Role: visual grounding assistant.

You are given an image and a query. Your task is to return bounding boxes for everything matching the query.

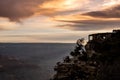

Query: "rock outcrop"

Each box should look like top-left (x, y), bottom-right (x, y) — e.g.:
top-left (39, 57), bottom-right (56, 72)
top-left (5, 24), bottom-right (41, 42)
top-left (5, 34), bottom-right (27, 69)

top-left (51, 30), bottom-right (120, 80)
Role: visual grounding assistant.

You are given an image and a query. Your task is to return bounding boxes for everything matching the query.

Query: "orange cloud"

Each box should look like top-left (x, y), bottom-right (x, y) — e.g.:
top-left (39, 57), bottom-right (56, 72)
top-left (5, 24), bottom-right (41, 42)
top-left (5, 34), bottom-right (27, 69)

top-left (39, 0), bottom-right (88, 11)
top-left (0, 21), bottom-right (17, 30)
top-left (52, 4), bottom-right (120, 31)
top-left (0, 0), bottom-right (90, 21)
top-left (0, 0), bottom-right (120, 22)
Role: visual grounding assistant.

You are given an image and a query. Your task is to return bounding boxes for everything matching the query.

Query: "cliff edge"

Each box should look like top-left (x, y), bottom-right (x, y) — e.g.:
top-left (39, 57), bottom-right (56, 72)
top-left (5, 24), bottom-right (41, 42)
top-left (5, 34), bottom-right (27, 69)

top-left (51, 30), bottom-right (120, 80)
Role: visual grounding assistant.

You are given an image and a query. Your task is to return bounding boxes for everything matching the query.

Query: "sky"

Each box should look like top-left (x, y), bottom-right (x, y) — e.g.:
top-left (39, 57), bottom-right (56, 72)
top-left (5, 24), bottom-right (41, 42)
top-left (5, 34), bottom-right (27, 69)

top-left (0, 0), bottom-right (120, 43)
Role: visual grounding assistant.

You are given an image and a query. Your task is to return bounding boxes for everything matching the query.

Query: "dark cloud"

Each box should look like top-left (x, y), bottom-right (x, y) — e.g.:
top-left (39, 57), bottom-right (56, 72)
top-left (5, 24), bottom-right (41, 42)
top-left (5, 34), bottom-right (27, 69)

top-left (57, 20), bottom-right (120, 31)
top-left (0, 0), bottom-right (49, 21)
top-left (83, 4), bottom-right (120, 18)
top-left (56, 4), bottom-right (120, 31)
top-left (0, 0), bottom-right (84, 22)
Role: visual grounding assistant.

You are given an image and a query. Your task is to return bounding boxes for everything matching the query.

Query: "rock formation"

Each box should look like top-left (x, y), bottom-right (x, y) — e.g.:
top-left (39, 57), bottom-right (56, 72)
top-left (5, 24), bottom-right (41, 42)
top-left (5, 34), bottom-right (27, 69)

top-left (51, 30), bottom-right (120, 80)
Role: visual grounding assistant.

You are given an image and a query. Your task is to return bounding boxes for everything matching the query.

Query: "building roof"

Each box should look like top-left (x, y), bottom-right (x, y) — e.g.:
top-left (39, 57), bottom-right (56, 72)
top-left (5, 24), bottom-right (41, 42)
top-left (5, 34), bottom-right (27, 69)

top-left (89, 29), bottom-right (120, 36)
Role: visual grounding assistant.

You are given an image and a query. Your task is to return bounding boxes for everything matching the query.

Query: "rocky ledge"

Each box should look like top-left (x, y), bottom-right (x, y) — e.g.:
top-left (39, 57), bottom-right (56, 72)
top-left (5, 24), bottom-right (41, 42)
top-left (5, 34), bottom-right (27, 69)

top-left (51, 30), bottom-right (120, 80)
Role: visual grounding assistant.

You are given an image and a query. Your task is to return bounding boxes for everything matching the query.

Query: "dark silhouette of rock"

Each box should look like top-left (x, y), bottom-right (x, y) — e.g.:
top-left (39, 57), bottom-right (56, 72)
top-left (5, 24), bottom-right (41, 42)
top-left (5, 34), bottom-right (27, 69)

top-left (51, 30), bottom-right (120, 80)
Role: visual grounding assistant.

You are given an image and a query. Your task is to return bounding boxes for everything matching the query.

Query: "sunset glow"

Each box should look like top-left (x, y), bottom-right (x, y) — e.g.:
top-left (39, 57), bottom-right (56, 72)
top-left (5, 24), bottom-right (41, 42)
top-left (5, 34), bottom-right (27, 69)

top-left (0, 0), bottom-right (120, 43)
top-left (103, 0), bottom-right (120, 6)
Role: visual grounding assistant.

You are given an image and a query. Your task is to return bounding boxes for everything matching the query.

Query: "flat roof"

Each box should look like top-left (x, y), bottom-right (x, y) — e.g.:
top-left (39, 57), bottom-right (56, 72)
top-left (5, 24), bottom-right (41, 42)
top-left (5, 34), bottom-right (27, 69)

top-left (89, 32), bottom-right (113, 36)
